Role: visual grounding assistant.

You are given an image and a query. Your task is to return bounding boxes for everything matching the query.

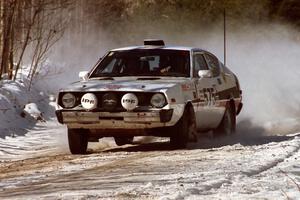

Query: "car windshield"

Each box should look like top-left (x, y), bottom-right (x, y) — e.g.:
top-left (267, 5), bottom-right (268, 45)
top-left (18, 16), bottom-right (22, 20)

top-left (89, 49), bottom-right (190, 78)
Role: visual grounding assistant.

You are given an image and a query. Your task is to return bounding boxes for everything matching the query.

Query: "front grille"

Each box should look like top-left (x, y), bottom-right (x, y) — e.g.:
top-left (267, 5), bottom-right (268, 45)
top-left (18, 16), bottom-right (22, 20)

top-left (58, 91), bottom-right (161, 111)
top-left (102, 93), bottom-right (118, 111)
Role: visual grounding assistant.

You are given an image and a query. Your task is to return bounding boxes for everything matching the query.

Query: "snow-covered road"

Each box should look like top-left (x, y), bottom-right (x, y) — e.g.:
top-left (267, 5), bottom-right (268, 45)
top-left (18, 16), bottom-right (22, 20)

top-left (1, 120), bottom-right (300, 200)
top-left (0, 120), bottom-right (68, 161)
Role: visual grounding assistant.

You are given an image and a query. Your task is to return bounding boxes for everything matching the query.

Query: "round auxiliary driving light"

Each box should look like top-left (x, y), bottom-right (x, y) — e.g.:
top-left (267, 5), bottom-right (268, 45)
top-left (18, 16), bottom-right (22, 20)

top-left (151, 93), bottom-right (166, 108)
top-left (121, 93), bottom-right (138, 111)
top-left (62, 93), bottom-right (76, 108)
top-left (81, 93), bottom-right (98, 110)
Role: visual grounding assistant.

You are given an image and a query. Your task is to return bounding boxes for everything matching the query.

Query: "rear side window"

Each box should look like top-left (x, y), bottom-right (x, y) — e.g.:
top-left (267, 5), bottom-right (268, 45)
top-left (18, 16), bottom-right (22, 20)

top-left (205, 54), bottom-right (220, 77)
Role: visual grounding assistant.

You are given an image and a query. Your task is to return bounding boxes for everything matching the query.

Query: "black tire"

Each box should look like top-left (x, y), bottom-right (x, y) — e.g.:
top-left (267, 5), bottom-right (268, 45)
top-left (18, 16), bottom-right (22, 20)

top-left (68, 129), bottom-right (88, 154)
top-left (114, 136), bottom-right (134, 146)
top-left (170, 106), bottom-right (197, 149)
top-left (213, 103), bottom-right (236, 137)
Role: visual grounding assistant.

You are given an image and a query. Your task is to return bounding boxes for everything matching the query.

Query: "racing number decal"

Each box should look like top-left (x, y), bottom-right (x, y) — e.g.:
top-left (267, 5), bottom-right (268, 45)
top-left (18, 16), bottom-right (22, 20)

top-left (202, 88), bottom-right (217, 106)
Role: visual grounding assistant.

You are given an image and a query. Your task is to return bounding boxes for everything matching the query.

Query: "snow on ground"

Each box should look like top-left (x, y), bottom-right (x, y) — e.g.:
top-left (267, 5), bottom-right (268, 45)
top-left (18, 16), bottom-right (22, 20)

top-left (0, 78), bottom-right (300, 200)
top-left (0, 120), bottom-right (69, 161)
top-left (0, 76), bottom-right (66, 160)
top-left (0, 120), bottom-right (300, 199)
top-left (0, 77), bottom-right (54, 138)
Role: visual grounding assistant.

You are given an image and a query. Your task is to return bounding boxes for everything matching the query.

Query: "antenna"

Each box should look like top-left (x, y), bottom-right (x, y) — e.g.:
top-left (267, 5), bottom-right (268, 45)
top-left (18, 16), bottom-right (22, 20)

top-left (223, 8), bottom-right (227, 66)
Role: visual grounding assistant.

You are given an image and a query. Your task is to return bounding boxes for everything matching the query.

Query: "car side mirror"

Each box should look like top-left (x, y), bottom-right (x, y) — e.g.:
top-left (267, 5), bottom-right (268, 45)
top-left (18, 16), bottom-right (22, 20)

top-left (79, 71), bottom-right (89, 81)
top-left (198, 70), bottom-right (212, 78)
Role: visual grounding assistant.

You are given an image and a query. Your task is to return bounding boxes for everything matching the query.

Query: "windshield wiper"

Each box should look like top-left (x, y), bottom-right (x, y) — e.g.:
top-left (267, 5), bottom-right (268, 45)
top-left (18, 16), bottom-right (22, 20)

top-left (160, 72), bottom-right (187, 77)
top-left (89, 74), bottom-right (115, 80)
top-left (96, 72), bottom-right (136, 77)
top-left (99, 77), bottom-right (114, 80)
top-left (137, 77), bottom-right (161, 80)
top-left (90, 72), bottom-right (120, 78)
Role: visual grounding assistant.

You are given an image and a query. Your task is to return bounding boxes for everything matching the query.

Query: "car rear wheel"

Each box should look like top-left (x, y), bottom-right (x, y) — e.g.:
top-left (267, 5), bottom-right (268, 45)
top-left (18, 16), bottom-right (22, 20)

top-left (68, 128), bottom-right (88, 154)
top-left (170, 106), bottom-right (197, 149)
top-left (114, 136), bottom-right (134, 146)
top-left (213, 103), bottom-right (236, 136)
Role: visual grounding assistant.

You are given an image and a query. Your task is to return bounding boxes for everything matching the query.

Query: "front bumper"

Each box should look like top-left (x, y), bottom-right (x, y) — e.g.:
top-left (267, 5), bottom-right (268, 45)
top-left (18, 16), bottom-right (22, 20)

top-left (55, 109), bottom-right (173, 129)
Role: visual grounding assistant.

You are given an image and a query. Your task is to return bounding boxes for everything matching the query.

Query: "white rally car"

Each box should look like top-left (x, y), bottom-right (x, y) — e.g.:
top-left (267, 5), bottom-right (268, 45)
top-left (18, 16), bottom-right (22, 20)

top-left (56, 40), bottom-right (243, 154)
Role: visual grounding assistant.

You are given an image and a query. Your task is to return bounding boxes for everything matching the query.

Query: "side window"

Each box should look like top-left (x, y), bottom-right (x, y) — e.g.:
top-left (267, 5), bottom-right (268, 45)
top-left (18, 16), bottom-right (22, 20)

top-left (193, 53), bottom-right (208, 77)
top-left (205, 54), bottom-right (220, 77)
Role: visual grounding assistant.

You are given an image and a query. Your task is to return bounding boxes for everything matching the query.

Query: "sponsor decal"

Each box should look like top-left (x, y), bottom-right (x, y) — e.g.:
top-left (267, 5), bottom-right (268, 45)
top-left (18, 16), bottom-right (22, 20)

top-left (200, 88), bottom-right (217, 106)
top-left (82, 98), bottom-right (95, 104)
top-left (122, 98), bottom-right (136, 104)
top-left (181, 84), bottom-right (191, 91)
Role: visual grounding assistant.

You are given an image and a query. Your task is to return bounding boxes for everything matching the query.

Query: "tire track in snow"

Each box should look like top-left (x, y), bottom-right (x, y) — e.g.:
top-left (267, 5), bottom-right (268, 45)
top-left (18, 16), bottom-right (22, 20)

top-left (0, 120), bottom-right (68, 161)
top-left (157, 135), bottom-right (300, 199)
top-left (0, 150), bottom-right (159, 198)
top-left (242, 136), bottom-right (300, 177)
top-left (0, 154), bottom-right (77, 179)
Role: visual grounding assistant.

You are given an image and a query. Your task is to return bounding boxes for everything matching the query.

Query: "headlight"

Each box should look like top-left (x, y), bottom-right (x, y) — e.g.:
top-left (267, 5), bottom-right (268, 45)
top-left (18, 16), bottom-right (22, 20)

top-left (150, 93), bottom-right (166, 108)
top-left (61, 93), bottom-right (76, 108)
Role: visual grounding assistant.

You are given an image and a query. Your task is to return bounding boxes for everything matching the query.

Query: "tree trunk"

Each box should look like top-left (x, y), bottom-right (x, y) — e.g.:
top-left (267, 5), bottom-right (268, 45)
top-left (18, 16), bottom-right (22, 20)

top-left (0, 0), bottom-right (3, 78)
top-left (0, 1), bottom-right (17, 79)
top-left (13, 6), bottom-right (40, 81)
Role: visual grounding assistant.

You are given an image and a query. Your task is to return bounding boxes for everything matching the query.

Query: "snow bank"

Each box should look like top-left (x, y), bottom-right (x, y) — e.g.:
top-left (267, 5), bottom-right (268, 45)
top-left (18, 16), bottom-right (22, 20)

top-left (0, 77), bottom-right (54, 139)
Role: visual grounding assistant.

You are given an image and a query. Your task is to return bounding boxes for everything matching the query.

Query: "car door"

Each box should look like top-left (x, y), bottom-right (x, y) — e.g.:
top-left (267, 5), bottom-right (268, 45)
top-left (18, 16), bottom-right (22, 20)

top-left (192, 51), bottom-right (220, 130)
top-left (201, 53), bottom-right (227, 128)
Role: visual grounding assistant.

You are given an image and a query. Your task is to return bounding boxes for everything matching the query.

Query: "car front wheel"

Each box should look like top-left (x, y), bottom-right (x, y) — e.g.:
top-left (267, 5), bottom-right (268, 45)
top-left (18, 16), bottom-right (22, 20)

top-left (68, 128), bottom-right (88, 154)
top-left (170, 106), bottom-right (197, 148)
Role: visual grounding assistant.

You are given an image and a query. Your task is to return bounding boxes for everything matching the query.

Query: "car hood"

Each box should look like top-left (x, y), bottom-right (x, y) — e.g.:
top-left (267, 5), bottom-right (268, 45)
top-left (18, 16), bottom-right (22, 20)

top-left (60, 77), bottom-right (188, 93)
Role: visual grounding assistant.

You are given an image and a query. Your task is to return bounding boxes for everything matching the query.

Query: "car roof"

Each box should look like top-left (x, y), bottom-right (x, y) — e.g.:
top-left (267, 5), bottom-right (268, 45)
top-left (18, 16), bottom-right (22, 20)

top-left (111, 45), bottom-right (208, 53)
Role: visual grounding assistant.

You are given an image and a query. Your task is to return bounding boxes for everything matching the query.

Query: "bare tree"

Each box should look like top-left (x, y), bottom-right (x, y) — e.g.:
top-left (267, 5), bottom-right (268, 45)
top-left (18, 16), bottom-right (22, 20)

top-left (13, 0), bottom-right (41, 81)
top-left (0, 0), bottom-right (72, 84)
top-left (27, 1), bottom-right (67, 90)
